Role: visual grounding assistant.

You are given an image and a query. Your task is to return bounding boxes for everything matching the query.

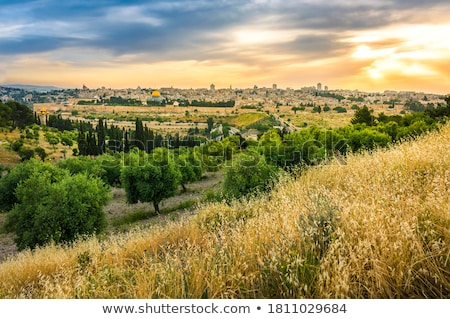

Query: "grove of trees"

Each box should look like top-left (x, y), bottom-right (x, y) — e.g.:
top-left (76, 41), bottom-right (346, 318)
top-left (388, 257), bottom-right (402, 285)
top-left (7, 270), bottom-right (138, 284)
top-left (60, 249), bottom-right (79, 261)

top-left (0, 101), bottom-right (34, 129)
top-left (1, 96), bottom-right (450, 251)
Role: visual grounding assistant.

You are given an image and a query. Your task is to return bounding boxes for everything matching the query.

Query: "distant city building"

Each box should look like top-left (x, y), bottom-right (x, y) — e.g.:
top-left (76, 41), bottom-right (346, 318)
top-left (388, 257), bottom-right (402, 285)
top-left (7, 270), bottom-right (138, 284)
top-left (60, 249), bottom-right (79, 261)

top-left (273, 84), bottom-right (277, 90)
top-left (0, 95), bottom-right (12, 103)
top-left (210, 83), bottom-right (215, 91)
top-left (317, 83), bottom-right (322, 91)
top-left (324, 86), bottom-right (328, 92)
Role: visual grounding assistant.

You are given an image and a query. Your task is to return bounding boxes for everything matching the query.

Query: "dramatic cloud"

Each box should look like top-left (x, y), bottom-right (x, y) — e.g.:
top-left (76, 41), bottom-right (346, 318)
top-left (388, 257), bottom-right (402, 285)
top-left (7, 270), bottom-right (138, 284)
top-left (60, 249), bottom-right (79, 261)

top-left (1, 0), bottom-right (450, 93)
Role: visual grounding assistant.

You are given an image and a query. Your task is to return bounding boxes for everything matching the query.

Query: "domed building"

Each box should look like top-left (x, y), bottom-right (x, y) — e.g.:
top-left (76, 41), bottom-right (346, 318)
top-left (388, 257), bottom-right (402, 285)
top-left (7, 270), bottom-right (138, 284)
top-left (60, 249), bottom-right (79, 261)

top-left (147, 90), bottom-right (164, 105)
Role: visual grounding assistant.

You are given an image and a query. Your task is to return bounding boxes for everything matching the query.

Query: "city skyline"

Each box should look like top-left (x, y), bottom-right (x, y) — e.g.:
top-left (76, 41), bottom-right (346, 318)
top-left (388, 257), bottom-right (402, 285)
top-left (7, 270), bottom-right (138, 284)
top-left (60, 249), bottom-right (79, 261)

top-left (1, 1), bottom-right (450, 94)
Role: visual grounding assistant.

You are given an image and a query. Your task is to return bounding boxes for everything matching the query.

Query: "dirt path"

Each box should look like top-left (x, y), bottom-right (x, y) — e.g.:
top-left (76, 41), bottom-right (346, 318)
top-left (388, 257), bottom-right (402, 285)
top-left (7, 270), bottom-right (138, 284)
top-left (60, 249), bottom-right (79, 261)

top-left (0, 214), bottom-right (16, 262)
top-left (104, 170), bottom-right (223, 225)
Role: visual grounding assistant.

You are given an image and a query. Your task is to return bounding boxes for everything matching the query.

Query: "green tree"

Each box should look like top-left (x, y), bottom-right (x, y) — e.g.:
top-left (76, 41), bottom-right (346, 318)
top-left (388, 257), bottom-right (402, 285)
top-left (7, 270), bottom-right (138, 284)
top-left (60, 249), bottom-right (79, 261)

top-left (120, 159), bottom-right (181, 213)
top-left (97, 118), bottom-right (106, 154)
top-left (17, 147), bottom-right (34, 161)
top-left (77, 130), bottom-right (88, 156)
top-left (351, 106), bottom-right (375, 126)
top-left (96, 154), bottom-right (122, 186)
top-left (7, 101), bottom-right (34, 129)
top-left (56, 156), bottom-right (107, 182)
top-left (345, 126), bottom-right (391, 152)
top-left (60, 135), bottom-right (74, 148)
top-left (44, 132), bottom-right (60, 150)
top-left (10, 139), bottom-right (24, 152)
top-left (0, 159), bottom-right (67, 212)
top-left (121, 148), bottom-right (181, 213)
top-left (0, 103), bottom-right (12, 127)
top-left (223, 151), bottom-right (278, 200)
top-left (34, 146), bottom-right (48, 162)
top-left (404, 99), bottom-right (425, 112)
top-left (176, 153), bottom-right (202, 191)
top-left (291, 106), bottom-right (302, 114)
top-left (5, 172), bottom-right (110, 250)
top-left (258, 129), bottom-right (282, 157)
top-left (207, 117), bottom-right (214, 133)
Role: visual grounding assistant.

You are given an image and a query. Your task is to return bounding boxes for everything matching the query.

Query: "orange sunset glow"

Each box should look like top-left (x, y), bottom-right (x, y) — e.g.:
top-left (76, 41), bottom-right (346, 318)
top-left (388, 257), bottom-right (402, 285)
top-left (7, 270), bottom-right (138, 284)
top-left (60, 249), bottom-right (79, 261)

top-left (1, 1), bottom-right (450, 93)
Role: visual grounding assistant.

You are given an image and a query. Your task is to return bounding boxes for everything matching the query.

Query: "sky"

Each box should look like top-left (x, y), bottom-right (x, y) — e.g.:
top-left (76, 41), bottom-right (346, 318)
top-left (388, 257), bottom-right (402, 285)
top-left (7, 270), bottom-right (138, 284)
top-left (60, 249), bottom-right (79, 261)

top-left (1, 0), bottom-right (450, 94)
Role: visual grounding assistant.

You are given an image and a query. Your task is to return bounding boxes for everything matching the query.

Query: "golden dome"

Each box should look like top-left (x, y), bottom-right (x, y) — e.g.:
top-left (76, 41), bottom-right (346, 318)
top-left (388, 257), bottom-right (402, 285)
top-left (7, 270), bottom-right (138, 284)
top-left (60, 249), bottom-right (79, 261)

top-left (151, 90), bottom-right (161, 97)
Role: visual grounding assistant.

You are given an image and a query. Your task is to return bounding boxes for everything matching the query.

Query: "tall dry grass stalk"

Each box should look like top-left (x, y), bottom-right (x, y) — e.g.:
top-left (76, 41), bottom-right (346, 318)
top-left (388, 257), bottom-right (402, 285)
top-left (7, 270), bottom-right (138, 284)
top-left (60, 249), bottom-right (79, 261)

top-left (0, 124), bottom-right (449, 298)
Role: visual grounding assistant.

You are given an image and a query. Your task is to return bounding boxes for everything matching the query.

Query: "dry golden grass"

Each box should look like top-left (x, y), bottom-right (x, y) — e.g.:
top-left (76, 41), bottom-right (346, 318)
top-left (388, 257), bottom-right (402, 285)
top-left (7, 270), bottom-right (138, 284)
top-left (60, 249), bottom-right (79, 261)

top-left (288, 111), bottom-right (354, 129)
top-left (0, 129), bottom-right (76, 166)
top-left (0, 124), bottom-right (449, 298)
top-left (228, 112), bottom-right (268, 128)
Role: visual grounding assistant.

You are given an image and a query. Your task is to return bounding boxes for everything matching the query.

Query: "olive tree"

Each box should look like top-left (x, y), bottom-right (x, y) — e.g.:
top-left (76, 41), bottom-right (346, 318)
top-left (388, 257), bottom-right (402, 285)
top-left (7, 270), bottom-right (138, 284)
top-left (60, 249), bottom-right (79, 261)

top-left (121, 158), bottom-right (181, 213)
top-left (0, 159), bottom-right (67, 212)
top-left (223, 151), bottom-right (279, 200)
top-left (5, 172), bottom-right (111, 250)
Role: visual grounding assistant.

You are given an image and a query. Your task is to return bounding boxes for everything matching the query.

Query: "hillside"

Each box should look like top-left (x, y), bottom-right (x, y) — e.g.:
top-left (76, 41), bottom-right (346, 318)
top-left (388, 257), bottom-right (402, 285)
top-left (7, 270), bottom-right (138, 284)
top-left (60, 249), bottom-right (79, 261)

top-left (0, 125), bottom-right (449, 298)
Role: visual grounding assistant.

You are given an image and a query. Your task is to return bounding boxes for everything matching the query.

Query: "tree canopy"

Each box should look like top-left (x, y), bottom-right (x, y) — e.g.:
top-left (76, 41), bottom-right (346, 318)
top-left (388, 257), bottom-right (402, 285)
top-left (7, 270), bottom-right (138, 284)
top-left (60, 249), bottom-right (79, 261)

top-left (120, 151), bottom-right (181, 213)
top-left (0, 101), bottom-right (34, 128)
top-left (4, 168), bottom-right (110, 250)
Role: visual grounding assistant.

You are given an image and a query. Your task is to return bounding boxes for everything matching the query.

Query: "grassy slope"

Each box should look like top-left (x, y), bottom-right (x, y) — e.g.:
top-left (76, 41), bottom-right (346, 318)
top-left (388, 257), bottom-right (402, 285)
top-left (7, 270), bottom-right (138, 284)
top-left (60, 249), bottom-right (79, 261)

top-left (228, 112), bottom-right (268, 129)
top-left (0, 129), bottom-right (76, 165)
top-left (0, 125), bottom-right (449, 298)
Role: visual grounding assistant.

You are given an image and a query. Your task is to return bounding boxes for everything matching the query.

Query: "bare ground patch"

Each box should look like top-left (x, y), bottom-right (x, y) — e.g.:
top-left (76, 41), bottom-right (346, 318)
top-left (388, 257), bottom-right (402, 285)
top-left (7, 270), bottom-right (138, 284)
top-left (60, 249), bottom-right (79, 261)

top-left (105, 171), bottom-right (223, 226)
top-left (0, 214), bottom-right (16, 263)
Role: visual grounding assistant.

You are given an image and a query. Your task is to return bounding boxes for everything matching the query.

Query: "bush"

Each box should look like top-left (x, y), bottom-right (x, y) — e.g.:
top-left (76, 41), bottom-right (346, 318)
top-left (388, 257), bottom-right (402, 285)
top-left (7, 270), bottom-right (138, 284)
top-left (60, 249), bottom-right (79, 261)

top-left (56, 156), bottom-right (107, 181)
top-left (333, 106), bottom-right (347, 113)
top-left (5, 172), bottom-right (110, 250)
top-left (10, 139), bottom-right (24, 152)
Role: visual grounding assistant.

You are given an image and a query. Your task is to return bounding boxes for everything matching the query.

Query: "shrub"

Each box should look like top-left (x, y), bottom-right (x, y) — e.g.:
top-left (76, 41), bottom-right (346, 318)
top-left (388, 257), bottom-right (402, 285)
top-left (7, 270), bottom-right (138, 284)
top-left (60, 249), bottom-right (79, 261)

top-left (10, 139), bottom-right (24, 152)
top-left (56, 156), bottom-right (107, 181)
top-left (333, 106), bottom-right (347, 113)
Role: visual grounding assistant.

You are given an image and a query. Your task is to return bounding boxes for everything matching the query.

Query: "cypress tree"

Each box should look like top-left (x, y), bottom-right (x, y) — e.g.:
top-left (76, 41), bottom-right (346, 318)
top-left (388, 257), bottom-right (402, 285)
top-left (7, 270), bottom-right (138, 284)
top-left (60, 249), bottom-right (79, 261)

top-left (97, 119), bottom-right (105, 154)
top-left (77, 130), bottom-right (87, 156)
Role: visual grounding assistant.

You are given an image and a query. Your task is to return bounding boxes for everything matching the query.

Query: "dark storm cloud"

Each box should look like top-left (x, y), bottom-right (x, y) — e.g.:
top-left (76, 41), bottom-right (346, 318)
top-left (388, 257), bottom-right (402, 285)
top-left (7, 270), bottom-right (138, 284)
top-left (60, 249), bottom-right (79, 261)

top-left (0, 0), bottom-right (248, 58)
top-left (274, 34), bottom-right (353, 59)
top-left (0, 36), bottom-right (76, 54)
